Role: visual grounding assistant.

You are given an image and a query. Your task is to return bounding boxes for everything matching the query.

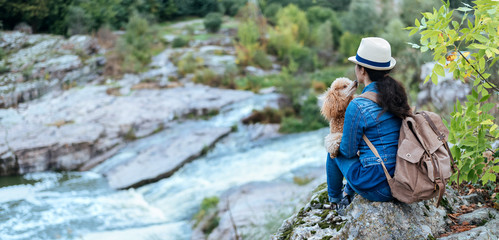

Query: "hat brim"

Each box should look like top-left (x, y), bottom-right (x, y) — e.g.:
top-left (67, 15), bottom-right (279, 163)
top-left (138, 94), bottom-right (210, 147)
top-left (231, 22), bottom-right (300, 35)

top-left (348, 56), bottom-right (396, 70)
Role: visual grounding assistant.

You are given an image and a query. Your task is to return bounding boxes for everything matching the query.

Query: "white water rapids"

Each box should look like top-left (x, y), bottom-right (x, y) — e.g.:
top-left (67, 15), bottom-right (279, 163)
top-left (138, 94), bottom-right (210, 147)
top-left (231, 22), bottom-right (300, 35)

top-left (0, 93), bottom-right (328, 240)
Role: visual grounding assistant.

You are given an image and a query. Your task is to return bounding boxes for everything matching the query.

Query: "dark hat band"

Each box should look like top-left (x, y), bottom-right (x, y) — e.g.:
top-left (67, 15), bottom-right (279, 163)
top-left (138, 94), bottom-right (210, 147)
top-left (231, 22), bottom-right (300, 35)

top-left (356, 54), bottom-right (390, 68)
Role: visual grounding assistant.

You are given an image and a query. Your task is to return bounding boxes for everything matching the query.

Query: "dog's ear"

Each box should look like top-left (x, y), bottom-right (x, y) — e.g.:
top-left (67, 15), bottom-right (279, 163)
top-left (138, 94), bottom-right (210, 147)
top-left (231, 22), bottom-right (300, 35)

top-left (321, 87), bottom-right (341, 119)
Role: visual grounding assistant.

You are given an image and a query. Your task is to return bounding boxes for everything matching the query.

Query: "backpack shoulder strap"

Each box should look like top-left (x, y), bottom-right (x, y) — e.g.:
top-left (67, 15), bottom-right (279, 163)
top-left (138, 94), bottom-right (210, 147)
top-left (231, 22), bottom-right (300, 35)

top-left (362, 135), bottom-right (392, 181)
top-left (357, 91), bottom-right (378, 104)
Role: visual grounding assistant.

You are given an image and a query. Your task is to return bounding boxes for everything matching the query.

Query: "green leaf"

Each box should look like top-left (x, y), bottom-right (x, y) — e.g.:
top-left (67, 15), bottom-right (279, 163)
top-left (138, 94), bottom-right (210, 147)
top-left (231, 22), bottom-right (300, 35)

top-left (481, 119), bottom-right (494, 125)
top-left (457, 7), bottom-right (472, 12)
top-left (473, 34), bottom-right (489, 43)
top-left (479, 58), bottom-right (485, 70)
top-left (469, 43), bottom-right (488, 49)
top-left (435, 64), bottom-right (445, 76)
top-left (491, 124), bottom-right (498, 133)
top-left (415, 18), bottom-right (421, 27)
top-left (480, 94), bottom-right (490, 102)
top-left (452, 21), bottom-right (459, 29)
top-left (481, 103), bottom-right (496, 113)
top-left (431, 72), bottom-right (439, 85)
top-left (410, 28), bottom-right (419, 36)
top-left (424, 75), bottom-right (430, 84)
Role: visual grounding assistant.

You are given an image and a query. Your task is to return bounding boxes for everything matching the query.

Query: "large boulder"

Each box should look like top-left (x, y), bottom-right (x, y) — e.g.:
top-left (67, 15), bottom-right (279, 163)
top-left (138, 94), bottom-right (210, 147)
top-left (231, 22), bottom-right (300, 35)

top-left (0, 31), bottom-right (104, 108)
top-left (272, 183), bottom-right (498, 240)
top-left (0, 83), bottom-right (253, 181)
top-left (417, 62), bottom-right (470, 111)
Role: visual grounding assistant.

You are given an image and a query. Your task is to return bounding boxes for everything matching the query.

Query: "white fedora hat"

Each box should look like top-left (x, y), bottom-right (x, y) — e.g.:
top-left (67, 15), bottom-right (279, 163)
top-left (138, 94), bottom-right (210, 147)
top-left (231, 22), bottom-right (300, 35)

top-left (348, 37), bottom-right (396, 70)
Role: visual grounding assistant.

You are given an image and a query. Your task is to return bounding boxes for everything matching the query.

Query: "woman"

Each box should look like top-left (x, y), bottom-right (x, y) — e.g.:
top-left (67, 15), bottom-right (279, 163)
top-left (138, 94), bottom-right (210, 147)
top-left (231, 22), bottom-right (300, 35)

top-left (326, 37), bottom-right (412, 210)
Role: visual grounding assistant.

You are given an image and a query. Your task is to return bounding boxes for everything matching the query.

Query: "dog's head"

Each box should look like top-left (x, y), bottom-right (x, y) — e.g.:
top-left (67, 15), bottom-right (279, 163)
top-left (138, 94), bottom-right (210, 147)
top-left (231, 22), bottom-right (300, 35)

top-left (321, 77), bottom-right (358, 120)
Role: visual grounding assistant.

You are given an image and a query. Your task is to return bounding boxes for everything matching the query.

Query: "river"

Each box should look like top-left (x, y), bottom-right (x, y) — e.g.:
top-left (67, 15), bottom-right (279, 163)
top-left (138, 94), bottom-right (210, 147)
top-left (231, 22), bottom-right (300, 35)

top-left (0, 93), bottom-right (327, 240)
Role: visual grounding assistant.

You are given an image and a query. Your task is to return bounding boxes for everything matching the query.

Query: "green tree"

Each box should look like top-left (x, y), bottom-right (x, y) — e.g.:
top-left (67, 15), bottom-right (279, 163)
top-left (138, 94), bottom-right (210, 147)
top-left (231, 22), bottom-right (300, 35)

top-left (380, 18), bottom-right (409, 56)
top-left (66, 6), bottom-right (93, 35)
top-left (341, 0), bottom-right (383, 35)
top-left (401, 0), bottom-right (438, 27)
top-left (407, 0), bottom-right (498, 185)
top-left (0, 0), bottom-right (72, 34)
top-left (76, 0), bottom-right (121, 31)
top-left (204, 12), bottom-right (223, 33)
top-left (276, 4), bottom-right (309, 43)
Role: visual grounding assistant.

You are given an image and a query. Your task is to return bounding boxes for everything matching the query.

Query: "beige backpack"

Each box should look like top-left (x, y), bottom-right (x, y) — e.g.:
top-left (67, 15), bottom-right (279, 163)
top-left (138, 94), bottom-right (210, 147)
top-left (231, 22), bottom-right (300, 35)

top-left (359, 92), bottom-right (454, 206)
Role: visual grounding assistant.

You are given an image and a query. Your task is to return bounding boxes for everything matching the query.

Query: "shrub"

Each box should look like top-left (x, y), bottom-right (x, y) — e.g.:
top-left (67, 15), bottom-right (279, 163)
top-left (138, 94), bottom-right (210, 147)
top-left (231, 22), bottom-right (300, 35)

top-left (253, 49), bottom-right (273, 70)
top-left (338, 32), bottom-right (363, 60)
top-left (66, 6), bottom-right (93, 36)
top-left (380, 18), bottom-right (409, 56)
top-left (235, 20), bottom-right (270, 69)
top-left (118, 14), bottom-right (154, 73)
top-left (171, 36), bottom-right (189, 48)
top-left (315, 20), bottom-right (333, 52)
top-left (204, 12), bottom-right (223, 33)
top-left (219, 0), bottom-right (246, 16)
top-left (276, 4), bottom-right (309, 43)
top-left (177, 53), bottom-right (200, 76)
top-left (306, 6), bottom-right (333, 26)
top-left (263, 3), bottom-right (282, 25)
top-left (0, 47), bottom-right (5, 61)
top-left (279, 94), bottom-right (328, 133)
top-left (341, 0), bottom-right (382, 35)
top-left (194, 68), bottom-right (220, 86)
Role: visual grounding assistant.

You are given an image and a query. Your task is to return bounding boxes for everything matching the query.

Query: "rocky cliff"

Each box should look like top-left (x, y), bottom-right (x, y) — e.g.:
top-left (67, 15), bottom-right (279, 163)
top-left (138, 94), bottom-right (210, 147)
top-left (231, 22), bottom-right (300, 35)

top-left (272, 183), bottom-right (499, 240)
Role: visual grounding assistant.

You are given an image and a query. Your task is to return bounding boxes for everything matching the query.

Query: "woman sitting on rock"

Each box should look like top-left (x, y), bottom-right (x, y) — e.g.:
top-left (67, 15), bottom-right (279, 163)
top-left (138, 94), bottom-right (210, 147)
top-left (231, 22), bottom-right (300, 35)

top-left (326, 37), bottom-right (412, 210)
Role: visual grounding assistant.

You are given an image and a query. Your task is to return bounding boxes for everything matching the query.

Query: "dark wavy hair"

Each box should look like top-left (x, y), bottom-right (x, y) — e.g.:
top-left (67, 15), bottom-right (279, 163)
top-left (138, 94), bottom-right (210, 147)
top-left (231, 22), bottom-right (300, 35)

top-left (363, 66), bottom-right (412, 119)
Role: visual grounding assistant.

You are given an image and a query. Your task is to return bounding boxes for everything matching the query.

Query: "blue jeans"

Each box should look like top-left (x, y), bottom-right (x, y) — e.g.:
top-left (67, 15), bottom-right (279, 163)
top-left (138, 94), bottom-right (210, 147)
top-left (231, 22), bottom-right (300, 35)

top-left (326, 153), bottom-right (393, 203)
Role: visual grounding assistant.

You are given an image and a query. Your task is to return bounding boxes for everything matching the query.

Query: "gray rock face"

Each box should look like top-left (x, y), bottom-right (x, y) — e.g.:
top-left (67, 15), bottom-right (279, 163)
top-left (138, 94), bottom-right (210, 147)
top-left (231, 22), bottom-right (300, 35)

top-left (417, 62), bottom-right (470, 111)
top-left (272, 184), bottom-right (498, 240)
top-left (192, 168), bottom-right (325, 240)
top-left (0, 83), bottom-right (253, 181)
top-left (439, 208), bottom-right (499, 240)
top-left (0, 31), bottom-right (103, 108)
top-left (104, 126), bottom-right (232, 189)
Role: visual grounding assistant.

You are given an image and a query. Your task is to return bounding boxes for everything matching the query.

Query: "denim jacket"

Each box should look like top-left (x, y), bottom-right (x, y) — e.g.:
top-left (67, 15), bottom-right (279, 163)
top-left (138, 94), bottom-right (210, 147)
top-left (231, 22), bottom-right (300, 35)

top-left (339, 82), bottom-right (402, 167)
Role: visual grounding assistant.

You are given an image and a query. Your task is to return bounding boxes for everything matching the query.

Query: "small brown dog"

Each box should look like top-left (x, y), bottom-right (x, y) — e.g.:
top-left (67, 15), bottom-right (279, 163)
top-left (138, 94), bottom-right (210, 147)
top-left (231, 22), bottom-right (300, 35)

top-left (321, 77), bottom-right (358, 158)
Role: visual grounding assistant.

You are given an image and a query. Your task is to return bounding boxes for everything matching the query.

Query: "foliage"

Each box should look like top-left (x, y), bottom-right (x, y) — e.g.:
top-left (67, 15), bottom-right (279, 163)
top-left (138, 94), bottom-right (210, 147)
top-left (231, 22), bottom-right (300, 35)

top-left (276, 4), bottom-right (309, 43)
top-left (280, 94), bottom-right (328, 133)
top-left (264, 0), bottom-right (351, 12)
top-left (400, 0), bottom-right (438, 27)
top-left (174, 0), bottom-right (220, 17)
top-left (263, 3), bottom-right (282, 25)
top-left (171, 36), bottom-right (189, 48)
top-left (219, 0), bottom-right (246, 16)
top-left (234, 20), bottom-right (271, 69)
top-left (66, 6), bottom-right (93, 36)
top-left (380, 18), bottom-right (409, 56)
top-left (114, 13), bottom-right (155, 73)
top-left (407, 0), bottom-right (498, 185)
top-left (338, 32), bottom-right (363, 60)
top-left (306, 6), bottom-right (334, 26)
top-left (268, 4), bottom-right (317, 72)
top-left (314, 21), bottom-right (334, 58)
top-left (76, 0), bottom-right (121, 32)
top-left (193, 196), bottom-right (220, 234)
top-left (0, 0), bottom-right (72, 34)
top-left (203, 12), bottom-right (223, 33)
top-left (177, 53), bottom-right (203, 76)
top-left (446, 91), bottom-right (498, 184)
top-left (341, 0), bottom-right (382, 35)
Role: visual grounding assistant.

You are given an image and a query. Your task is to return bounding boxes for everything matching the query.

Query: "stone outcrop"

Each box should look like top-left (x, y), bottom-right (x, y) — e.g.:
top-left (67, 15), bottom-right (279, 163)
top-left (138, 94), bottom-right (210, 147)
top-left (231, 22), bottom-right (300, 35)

top-left (191, 168), bottom-right (325, 240)
top-left (0, 31), bottom-right (104, 108)
top-left (417, 62), bottom-right (470, 111)
top-left (272, 183), bottom-right (499, 240)
top-left (0, 79), bottom-right (253, 184)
